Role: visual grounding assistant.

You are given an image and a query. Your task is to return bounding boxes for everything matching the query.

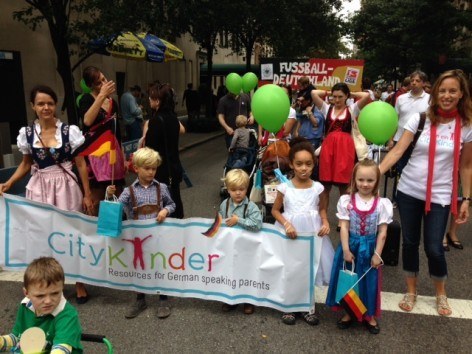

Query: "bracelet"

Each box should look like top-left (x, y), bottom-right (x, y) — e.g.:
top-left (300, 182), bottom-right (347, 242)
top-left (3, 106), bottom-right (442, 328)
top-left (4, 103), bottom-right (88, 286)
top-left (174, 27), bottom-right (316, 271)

top-left (283, 221), bottom-right (290, 227)
top-left (462, 197), bottom-right (471, 202)
top-left (374, 251), bottom-right (384, 265)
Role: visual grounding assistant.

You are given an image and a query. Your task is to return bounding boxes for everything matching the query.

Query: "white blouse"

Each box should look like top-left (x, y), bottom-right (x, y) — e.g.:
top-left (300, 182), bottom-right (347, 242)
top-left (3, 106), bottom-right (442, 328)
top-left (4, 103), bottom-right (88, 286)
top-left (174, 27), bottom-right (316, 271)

top-left (17, 119), bottom-right (85, 155)
top-left (336, 194), bottom-right (393, 225)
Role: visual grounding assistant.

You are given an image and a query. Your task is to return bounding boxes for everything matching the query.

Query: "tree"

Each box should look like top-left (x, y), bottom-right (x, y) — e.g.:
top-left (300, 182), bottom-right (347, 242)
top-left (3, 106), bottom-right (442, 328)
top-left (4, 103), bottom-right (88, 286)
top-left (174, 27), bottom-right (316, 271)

top-left (226, 1), bottom-right (285, 71)
top-left (12, 0), bottom-right (175, 124)
top-left (176, 0), bottom-right (234, 117)
top-left (268, 0), bottom-right (344, 58)
top-left (13, 1), bottom-right (84, 124)
top-left (350, 0), bottom-right (472, 81)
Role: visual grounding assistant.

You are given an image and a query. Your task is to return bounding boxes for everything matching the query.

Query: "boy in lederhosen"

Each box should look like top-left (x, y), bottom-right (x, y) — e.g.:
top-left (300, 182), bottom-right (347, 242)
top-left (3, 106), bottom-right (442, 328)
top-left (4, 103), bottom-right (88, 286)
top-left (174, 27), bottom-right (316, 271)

top-left (107, 147), bottom-right (175, 320)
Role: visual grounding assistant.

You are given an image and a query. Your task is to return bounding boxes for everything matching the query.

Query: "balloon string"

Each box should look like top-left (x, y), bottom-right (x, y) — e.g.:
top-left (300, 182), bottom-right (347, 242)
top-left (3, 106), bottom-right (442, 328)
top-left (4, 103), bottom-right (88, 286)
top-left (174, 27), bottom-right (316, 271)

top-left (273, 134), bottom-right (280, 170)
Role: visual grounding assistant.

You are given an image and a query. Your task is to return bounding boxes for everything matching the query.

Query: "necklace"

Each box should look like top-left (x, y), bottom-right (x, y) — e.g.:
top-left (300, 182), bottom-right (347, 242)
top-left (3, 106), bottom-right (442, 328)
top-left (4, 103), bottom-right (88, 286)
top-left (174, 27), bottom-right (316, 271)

top-left (358, 195), bottom-right (373, 204)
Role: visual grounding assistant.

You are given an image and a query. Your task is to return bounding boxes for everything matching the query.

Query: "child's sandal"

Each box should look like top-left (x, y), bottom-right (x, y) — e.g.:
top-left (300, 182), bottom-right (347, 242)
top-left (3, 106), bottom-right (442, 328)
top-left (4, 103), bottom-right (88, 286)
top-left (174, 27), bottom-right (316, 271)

top-left (281, 312), bottom-right (296, 325)
top-left (302, 312), bottom-right (320, 326)
top-left (436, 295), bottom-right (452, 317)
top-left (398, 293), bottom-right (417, 312)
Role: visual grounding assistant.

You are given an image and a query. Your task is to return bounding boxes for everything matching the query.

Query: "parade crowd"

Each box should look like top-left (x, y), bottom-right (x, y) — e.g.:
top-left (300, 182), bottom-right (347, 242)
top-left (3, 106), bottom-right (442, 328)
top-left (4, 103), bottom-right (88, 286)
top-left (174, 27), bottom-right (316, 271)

top-left (0, 67), bottom-right (471, 352)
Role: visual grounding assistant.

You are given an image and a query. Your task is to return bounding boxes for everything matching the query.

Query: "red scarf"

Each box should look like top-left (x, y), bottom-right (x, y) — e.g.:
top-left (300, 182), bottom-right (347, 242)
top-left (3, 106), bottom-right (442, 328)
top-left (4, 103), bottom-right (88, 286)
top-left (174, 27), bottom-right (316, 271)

top-left (425, 109), bottom-right (461, 215)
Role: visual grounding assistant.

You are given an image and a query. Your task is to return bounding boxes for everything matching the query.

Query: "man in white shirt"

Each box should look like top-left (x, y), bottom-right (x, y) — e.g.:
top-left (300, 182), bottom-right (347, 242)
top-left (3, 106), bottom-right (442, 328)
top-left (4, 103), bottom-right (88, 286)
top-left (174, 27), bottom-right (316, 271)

top-left (393, 71), bottom-right (430, 145)
top-left (381, 84), bottom-right (394, 101)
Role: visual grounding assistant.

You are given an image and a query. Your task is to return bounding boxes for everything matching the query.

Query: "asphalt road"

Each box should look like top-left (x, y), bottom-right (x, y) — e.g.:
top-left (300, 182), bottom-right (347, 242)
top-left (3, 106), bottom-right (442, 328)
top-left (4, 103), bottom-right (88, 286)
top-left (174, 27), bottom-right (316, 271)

top-left (1, 136), bottom-right (471, 353)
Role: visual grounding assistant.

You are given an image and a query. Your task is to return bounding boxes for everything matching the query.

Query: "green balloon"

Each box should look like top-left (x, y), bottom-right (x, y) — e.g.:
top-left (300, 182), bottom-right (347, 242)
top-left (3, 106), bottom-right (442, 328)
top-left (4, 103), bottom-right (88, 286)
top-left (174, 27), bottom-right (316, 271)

top-left (80, 78), bottom-right (91, 94)
top-left (252, 84), bottom-right (290, 133)
top-left (242, 72), bottom-right (258, 93)
top-left (358, 101), bottom-right (398, 145)
top-left (225, 73), bottom-right (242, 95)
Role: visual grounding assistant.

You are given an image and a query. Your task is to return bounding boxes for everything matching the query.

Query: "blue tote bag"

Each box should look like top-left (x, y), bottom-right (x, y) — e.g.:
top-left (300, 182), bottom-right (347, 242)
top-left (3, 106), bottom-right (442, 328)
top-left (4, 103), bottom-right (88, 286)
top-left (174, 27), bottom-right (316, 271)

top-left (97, 194), bottom-right (123, 238)
top-left (335, 261), bottom-right (360, 304)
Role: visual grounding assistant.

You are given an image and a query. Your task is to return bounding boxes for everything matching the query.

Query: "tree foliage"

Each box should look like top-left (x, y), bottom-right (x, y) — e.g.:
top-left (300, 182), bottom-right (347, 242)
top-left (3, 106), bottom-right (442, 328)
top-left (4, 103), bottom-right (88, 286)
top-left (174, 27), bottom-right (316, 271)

top-left (267, 0), bottom-right (344, 58)
top-left (351, 0), bottom-right (472, 81)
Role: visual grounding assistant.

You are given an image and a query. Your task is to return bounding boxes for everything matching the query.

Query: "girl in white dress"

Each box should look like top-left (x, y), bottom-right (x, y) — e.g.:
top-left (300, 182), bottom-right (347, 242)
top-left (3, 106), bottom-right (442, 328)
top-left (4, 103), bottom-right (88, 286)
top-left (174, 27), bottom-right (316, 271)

top-left (272, 137), bottom-right (334, 326)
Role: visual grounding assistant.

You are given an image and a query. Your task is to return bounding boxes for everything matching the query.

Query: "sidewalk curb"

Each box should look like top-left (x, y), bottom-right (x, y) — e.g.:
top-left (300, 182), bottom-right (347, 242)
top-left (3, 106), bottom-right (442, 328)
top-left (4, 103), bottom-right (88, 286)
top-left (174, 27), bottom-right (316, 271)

top-left (179, 131), bottom-right (225, 152)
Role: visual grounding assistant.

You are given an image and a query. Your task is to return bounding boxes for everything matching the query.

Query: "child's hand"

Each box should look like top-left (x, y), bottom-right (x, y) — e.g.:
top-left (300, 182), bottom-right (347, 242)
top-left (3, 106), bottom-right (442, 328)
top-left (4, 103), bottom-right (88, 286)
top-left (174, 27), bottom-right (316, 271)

top-left (318, 220), bottom-right (330, 236)
top-left (225, 215), bottom-right (238, 227)
top-left (343, 249), bottom-right (355, 263)
top-left (106, 185), bottom-right (116, 197)
top-left (156, 209), bottom-right (169, 223)
top-left (284, 222), bottom-right (297, 239)
top-left (371, 253), bottom-right (383, 268)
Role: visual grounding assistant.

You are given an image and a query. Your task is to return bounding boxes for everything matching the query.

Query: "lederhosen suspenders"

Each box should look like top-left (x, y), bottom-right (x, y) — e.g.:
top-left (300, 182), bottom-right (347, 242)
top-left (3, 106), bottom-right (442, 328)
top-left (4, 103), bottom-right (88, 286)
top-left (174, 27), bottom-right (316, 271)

top-left (224, 198), bottom-right (248, 218)
top-left (128, 183), bottom-right (162, 220)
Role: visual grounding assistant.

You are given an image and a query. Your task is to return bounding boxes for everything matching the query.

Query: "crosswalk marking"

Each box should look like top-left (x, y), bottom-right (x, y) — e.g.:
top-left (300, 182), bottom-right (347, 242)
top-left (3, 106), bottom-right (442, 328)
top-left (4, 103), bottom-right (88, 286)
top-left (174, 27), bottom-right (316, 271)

top-left (1, 269), bottom-right (471, 319)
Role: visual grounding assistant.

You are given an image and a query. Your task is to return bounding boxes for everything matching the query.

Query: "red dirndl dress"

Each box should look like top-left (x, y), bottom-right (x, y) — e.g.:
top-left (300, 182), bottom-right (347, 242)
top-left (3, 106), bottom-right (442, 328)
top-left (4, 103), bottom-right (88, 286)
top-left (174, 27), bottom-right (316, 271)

top-left (319, 106), bottom-right (355, 184)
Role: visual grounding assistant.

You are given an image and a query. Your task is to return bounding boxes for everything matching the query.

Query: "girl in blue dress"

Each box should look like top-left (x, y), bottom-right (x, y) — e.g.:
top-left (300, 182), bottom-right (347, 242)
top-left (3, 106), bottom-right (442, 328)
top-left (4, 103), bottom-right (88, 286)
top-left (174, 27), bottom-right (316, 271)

top-left (326, 159), bottom-right (393, 334)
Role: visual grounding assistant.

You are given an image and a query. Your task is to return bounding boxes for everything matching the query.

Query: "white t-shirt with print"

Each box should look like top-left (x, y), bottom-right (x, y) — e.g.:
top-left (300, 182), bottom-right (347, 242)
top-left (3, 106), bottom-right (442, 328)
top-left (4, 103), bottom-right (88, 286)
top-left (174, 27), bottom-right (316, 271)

top-left (398, 113), bottom-right (472, 205)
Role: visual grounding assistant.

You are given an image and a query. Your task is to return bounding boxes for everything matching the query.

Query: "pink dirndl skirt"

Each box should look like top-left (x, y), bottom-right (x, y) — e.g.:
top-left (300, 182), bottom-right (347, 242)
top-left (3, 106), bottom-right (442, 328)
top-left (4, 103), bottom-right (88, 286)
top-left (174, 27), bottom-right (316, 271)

top-left (319, 131), bottom-right (355, 184)
top-left (26, 162), bottom-right (83, 212)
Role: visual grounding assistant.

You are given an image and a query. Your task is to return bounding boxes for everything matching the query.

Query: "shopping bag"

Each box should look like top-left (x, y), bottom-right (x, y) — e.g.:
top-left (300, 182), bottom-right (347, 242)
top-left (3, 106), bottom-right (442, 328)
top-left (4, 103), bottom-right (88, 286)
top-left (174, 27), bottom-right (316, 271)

top-left (335, 261), bottom-right (359, 304)
top-left (339, 266), bottom-right (373, 321)
top-left (249, 169), bottom-right (263, 203)
top-left (97, 195), bottom-right (123, 237)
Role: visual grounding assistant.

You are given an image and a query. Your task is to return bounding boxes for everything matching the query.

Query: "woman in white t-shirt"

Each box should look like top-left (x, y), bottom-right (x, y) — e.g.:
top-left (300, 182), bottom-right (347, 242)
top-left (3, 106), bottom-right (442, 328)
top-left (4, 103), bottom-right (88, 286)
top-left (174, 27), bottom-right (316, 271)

top-left (379, 69), bottom-right (472, 317)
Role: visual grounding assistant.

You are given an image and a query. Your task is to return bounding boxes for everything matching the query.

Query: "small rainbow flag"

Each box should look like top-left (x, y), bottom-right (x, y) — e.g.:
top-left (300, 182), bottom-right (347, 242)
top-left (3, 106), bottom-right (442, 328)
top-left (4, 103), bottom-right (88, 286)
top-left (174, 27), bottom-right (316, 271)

top-left (202, 212), bottom-right (222, 237)
top-left (339, 288), bottom-right (367, 322)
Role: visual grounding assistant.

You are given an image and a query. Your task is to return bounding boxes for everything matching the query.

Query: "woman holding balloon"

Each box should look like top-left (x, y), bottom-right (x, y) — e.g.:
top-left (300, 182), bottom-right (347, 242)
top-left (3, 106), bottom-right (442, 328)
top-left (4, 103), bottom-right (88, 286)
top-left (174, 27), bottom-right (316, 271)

top-left (379, 69), bottom-right (472, 317)
top-left (310, 84), bottom-right (371, 211)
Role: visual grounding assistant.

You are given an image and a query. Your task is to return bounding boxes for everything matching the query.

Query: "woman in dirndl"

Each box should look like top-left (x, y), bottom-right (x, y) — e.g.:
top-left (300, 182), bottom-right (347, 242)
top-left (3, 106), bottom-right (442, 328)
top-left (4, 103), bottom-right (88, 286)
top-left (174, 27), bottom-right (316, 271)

top-left (0, 85), bottom-right (93, 303)
top-left (311, 84), bottom-right (371, 229)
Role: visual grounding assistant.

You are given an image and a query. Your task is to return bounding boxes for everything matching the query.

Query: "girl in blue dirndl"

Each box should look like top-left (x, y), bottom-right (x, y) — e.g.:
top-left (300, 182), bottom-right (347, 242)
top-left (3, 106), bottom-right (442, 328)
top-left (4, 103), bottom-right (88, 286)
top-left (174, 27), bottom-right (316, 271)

top-left (326, 160), bottom-right (393, 334)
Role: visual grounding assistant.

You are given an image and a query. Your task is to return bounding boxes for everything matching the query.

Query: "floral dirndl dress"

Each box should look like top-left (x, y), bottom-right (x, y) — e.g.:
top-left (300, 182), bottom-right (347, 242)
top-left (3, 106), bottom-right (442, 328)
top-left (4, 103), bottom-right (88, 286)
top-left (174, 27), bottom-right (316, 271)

top-left (23, 122), bottom-right (83, 212)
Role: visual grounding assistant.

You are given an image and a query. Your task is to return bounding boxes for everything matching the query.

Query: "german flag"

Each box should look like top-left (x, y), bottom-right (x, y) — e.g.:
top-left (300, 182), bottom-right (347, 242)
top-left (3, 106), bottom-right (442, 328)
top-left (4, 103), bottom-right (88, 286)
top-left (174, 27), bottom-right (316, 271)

top-left (339, 288), bottom-right (367, 322)
top-left (202, 212), bottom-right (222, 237)
top-left (74, 119), bottom-right (117, 164)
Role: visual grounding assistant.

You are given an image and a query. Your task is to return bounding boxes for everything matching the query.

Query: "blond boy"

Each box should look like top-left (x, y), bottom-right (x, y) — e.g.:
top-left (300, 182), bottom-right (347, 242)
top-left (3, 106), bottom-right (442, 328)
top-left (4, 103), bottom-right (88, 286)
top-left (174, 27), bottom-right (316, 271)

top-left (219, 169), bottom-right (262, 314)
top-left (107, 147), bottom-right (175, 319)
top-left (0, 257), bottom-right (83, 353)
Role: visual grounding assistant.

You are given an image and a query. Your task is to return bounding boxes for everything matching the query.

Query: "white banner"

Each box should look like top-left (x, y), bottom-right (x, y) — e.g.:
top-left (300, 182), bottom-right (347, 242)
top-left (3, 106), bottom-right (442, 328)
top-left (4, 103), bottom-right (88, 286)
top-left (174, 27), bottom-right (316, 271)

top-left (0, 194), bottom-right (320, 312)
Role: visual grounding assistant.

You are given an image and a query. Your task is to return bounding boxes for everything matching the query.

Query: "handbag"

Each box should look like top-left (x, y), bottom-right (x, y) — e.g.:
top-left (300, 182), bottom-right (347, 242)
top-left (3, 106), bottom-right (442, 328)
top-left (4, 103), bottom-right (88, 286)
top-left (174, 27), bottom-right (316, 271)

top-left (351, 117), bottom-right (368, 161)
top-left (97, 194), bottom-right (123, 237)
top-left (335, 261), bottom-right (360, 304)
top-left (249, 169), bottom-right (263, 203)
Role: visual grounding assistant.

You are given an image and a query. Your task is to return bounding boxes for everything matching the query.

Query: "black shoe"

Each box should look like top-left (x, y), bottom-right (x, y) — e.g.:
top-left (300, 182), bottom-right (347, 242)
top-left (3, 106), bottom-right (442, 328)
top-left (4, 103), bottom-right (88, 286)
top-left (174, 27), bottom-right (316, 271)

top-left (336, 318), bottom-right (353, 330)
top-left (76, 295), bottom-right (89, 305)
top-left (364, 320), bottom-right (380, 334)
top-left (221, 303), bottom-right (238, 312)
top-left (125, 299), bottom-right (147, 319)
top-left (446, 233), bottom-right (464, 250)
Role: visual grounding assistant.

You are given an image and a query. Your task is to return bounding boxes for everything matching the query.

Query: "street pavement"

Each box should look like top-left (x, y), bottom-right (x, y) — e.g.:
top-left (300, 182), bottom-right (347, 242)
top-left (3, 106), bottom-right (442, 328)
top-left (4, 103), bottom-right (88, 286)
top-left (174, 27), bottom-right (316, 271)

top-left (1, 128), bottom-right (471, 353)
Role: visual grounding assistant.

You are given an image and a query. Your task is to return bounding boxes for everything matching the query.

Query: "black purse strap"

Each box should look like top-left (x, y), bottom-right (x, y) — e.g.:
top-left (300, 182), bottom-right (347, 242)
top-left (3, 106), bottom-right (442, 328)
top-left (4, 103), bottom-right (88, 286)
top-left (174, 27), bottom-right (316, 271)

top-left (411, 112), bottom-right (427, 150)
top-left (157, 114), bottom-right (173, 185)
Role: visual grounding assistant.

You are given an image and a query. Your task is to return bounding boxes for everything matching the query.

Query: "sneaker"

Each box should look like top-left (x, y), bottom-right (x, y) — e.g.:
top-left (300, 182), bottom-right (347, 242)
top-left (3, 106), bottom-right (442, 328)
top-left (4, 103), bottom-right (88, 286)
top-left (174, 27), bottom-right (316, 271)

top-left (125, 299), bottom-right (147, 319)
top-left (157, 305), bottom-right (171, 318)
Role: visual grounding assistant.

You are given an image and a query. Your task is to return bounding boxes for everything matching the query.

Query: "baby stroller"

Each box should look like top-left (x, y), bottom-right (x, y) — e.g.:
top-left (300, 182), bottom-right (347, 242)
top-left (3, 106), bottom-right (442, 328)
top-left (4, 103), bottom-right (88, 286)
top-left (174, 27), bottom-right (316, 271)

top-left (256, 138), bottom-right (292, 223)
top-left (220, 129), bottom-right (258, 199)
